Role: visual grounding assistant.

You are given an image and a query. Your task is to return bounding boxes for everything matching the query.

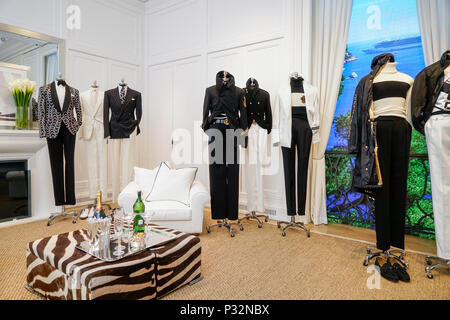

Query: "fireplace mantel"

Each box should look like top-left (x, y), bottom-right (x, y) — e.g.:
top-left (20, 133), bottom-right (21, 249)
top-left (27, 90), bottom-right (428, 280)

top-left (0, 129), bottom-right (57, 225)
top-left (0, 129), bottom-right (45, 155)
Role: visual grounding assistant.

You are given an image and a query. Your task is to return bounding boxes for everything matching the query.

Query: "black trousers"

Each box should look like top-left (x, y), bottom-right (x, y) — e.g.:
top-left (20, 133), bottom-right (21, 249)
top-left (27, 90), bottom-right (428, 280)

top-left (282, 115), bottom-right (312, 216)
top-left (208, 123), bottom-right (240, 221)
top-left (375, 116), bottom-right (411, 251)
top-left (46, 123), bottom-right (76, 206)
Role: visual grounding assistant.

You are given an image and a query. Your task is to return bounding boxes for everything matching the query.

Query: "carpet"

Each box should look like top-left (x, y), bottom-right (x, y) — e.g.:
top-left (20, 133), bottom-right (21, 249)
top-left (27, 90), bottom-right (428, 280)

top-left (0, 213), bottom-right (448, 300)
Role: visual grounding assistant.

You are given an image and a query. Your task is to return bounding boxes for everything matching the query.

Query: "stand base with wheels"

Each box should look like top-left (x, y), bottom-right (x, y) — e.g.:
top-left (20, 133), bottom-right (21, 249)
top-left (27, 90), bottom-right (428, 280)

top-left (362, 245), bottom-right (409, 269)
top-left (238, 211), bottom-right (269, 228)
top-left (47, 205), bottom-right (78, 226)
top-left (277, 216), bottom-right (310, 237)
top-left (425, 255), bottom-right (449, 279)
top-left (206, 219), bottom-right (244, 238)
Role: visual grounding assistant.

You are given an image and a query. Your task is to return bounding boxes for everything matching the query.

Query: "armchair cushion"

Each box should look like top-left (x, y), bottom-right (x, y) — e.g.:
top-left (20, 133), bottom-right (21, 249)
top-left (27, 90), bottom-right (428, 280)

top-left (146, 162), bottom-right (198, 206)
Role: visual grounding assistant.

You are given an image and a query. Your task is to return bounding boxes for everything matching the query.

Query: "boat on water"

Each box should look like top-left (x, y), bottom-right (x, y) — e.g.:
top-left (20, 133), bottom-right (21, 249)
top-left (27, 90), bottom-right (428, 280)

top-left (344, 51), bottom-right (358, 63)
top-left (363, 35), bottom-right (422, 55)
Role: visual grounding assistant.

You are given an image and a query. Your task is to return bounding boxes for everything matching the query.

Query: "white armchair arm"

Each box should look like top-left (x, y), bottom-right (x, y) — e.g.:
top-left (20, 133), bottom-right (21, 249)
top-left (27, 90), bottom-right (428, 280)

top-left (189, 181), bottom-right (210, 234)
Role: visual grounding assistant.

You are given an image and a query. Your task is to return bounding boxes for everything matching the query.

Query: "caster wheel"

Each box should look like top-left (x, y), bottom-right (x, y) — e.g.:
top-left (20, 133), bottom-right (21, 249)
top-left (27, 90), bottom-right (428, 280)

top-left (47, 222), bottom-right (50, 227)
top-left (426, 273), bottom-right (433, 279)
top-left (240, 226), bottom-right (244, 231)
top-left (277, 222), bottom-right (281, 229)
top-left (258, 224), bottom-right (262, 229)
top-left (265, 217), bottom-right (269, 222)
top-left (426, 258), bottom-right (432, 266)
top-left (230, 233), bottom-right (235, 238)
top-left (363, 260), bottom-right (369, 266)
top-left (307, 231), bottom-right (311, 238)
top-left (206, 227), bottom-right (211, 234)
top-left (281, 232), bottom-right (286, 237)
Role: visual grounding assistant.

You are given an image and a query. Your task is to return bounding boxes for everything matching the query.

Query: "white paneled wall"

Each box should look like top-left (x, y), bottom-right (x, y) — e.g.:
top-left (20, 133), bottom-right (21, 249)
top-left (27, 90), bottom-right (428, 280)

top-left (0, 0), bottom-right (145, 202)
top-left (144, 0), bottom-right (305, 219)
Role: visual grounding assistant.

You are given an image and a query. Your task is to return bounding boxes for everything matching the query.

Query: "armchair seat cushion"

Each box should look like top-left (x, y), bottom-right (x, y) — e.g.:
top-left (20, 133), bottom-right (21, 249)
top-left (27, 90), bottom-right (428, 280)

top-left (146, 201), bottom-right (192, 221)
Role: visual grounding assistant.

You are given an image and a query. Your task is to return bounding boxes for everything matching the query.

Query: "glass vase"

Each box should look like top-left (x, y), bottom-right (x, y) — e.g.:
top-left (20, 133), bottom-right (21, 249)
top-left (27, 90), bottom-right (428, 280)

top-left (15, 105), bottom-right (29, 129)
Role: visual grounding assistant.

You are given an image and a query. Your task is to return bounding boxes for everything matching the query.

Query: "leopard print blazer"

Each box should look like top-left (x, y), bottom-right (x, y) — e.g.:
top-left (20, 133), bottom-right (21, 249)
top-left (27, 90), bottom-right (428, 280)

top-left (38, 82), bottom-right (82, 139)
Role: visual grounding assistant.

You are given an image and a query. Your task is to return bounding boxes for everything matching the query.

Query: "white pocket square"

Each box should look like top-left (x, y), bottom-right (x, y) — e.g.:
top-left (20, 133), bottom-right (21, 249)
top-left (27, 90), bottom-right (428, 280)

top-left (132, 98), bottom-right (136, 101)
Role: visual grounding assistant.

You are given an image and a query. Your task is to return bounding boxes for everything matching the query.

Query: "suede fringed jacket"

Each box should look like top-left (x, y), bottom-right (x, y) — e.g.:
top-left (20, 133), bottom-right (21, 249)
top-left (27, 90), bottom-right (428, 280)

top-left (348, 53), bottom-right (395, 195)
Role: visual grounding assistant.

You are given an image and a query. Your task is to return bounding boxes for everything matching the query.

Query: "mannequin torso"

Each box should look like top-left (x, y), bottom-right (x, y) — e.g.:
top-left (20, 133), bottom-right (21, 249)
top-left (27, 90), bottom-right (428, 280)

top-left (373, 62), bottom-right (414, 120)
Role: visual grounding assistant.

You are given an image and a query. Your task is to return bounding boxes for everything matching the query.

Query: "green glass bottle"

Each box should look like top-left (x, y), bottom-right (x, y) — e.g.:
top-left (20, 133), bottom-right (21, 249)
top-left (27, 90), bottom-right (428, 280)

top-left (133, 191), bottom-right (145, 234)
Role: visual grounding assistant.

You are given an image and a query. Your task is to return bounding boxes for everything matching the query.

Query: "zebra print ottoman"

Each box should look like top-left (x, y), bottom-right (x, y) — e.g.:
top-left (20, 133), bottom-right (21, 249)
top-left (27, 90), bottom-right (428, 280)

top-left (26, 225), bottom-right (202, 300)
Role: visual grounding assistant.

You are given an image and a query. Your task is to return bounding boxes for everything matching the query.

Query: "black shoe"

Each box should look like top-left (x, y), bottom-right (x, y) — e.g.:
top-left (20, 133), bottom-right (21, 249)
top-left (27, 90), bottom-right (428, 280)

top-left (389, 258), bottom-right (410, 282)
top-left (375, 257), bottom-right (399, 282)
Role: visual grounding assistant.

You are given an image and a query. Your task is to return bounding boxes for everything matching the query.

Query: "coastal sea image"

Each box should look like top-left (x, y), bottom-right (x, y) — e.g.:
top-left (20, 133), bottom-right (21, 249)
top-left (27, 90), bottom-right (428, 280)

top-left (325, 0), bottom-right (435, 239)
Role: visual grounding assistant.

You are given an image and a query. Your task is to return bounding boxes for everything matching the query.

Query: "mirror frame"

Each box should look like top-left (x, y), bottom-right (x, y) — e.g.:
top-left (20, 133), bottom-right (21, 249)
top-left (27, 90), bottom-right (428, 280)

top-left (0, 23), bottom-right (66, 130)
top-left (0, 22), bottom-right (66, 76)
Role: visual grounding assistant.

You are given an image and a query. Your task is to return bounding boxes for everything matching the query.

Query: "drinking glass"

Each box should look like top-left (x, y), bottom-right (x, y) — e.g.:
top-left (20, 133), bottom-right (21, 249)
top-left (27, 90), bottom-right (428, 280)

top-left (113, 208), bottom-right (125, 256)
top-left (143, 210), bottom-right (156, 235)
top-left (123, 210), bottom-right (134, 242)
top-left (86, 217), bottom-right (100, 251)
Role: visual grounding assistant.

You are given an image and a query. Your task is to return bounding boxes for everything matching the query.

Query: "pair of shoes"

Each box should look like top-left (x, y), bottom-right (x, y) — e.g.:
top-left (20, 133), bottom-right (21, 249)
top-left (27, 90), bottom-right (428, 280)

top-left (79, 207), bottom-right (95, 220)
top-left (389, 258), bottom-right (410, 282)
top-left (375, 257), bottom-right (399, 282)
top-left (375, 257), bottom-right (410, 283)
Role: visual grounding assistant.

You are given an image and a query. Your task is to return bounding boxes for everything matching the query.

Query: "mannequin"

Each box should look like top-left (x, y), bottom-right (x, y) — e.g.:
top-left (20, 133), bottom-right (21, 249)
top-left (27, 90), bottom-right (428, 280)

top-left (104, 78), bottom-right (142, 202)
top-left (412, 51), bottom-right (450, 272)
top-left (239, 78), bottom-right (272, 227)
top-left (79, 81), bottom-right (108, 201)
top-left (372, 60), bottom-right (413, 252)
top-left (202, 71), bottom-right (248, 237)
top-left (273, 73), bottom-right (320, 236)
top-left (38, 73), bottom-right (81, 225)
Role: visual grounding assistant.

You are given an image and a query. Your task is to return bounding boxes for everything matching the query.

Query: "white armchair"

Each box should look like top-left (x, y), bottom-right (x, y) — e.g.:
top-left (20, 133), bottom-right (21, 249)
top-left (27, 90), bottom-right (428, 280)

top-left (118, 180), bottom-right (210, 234)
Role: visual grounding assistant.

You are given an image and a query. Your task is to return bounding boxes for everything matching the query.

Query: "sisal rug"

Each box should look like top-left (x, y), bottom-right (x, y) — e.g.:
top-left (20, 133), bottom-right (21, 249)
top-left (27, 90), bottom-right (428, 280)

top-left (0, 213), bottom-right (448, 300)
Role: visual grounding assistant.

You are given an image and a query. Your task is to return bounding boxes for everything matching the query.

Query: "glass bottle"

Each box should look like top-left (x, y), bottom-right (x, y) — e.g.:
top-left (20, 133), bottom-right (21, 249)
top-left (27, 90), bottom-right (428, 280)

top-left (94, 190), bottom-right (106, 219)
top-left (133, 191), bottom-right (145, 234)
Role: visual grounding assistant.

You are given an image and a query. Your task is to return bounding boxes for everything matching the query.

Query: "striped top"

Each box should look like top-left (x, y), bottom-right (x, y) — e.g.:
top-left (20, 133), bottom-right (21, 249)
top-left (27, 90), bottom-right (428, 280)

top-left (372, 63), bottom-right (414, 120)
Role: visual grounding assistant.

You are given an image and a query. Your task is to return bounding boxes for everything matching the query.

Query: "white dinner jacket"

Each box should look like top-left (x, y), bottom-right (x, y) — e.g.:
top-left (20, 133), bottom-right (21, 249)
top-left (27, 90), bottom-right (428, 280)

top-left (272, 79), bottom-right (320, 148)
top-left (79, 88), bottom-right (104, 140)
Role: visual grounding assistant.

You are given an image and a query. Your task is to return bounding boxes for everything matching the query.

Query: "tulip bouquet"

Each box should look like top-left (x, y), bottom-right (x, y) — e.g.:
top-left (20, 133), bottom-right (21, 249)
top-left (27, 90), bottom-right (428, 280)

top-left (8, 78), bottom-right (36, 129)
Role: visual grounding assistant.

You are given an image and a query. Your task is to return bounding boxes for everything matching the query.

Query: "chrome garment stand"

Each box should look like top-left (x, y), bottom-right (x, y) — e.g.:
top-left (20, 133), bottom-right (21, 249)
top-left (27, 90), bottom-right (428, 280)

top-left (206, 219), bottom-right (244, 238)
top-left (238, 211), bottom-right (269, 228)
top-left (425, 255), bottom-right (449, 279)
top-left (47, 205), bottom-right (78, 226)
top-left (363, 245), bottom-right (409, 268)
top-left (277, 216), bottom-right (311, 237)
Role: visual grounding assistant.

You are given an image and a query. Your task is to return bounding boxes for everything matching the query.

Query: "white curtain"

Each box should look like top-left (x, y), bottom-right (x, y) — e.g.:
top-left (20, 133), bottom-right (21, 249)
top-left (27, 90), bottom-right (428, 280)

top-left (417, 0), bottom-right (450, 66)
top-left (305, 0), bottom-right (353, 225)
top-left (45, 53), bottom-right (58, 84)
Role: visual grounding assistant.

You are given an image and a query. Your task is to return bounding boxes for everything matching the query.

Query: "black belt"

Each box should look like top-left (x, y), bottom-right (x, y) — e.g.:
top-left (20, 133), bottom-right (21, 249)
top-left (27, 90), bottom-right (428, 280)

top-left (431, 110), bottom-right (450, 116)
top-left (214, 118), bottom-right (230, 125)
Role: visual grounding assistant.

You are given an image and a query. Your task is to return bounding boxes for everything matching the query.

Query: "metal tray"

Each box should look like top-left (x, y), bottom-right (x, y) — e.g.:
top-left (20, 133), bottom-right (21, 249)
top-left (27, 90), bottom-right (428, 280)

top-left (76, 228), bottom-right (179, 262)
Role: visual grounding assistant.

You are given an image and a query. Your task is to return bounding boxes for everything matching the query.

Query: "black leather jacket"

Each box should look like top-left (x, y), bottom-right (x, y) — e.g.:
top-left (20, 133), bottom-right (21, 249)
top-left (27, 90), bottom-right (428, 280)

top-left (202, 71), bottom-right (248, 132)
top-left (349, 53), bottom-right (395, 194)
top-left (243, 78), bottom-right (272, 134)
top-left (411, 50), bottom-right (450, 135)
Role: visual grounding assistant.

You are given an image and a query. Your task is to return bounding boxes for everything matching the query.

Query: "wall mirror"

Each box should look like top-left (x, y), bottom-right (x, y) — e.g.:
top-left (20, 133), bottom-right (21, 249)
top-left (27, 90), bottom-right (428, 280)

top-left (0, 23), bottom-right (65, 130)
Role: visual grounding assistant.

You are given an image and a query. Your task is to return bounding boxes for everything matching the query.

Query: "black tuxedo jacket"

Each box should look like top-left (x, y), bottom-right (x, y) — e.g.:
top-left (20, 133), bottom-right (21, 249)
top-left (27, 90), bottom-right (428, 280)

top-left (103, 87), bottom-right (142, 139)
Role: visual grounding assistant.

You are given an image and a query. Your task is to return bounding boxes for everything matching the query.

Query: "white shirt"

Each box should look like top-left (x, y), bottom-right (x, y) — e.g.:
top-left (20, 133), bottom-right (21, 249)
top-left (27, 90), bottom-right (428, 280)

top-left (118, 85), bottom-right (127, 97)
top-left (55, 80), bottom-right (66, 105)
top-left (432, 67), bottom-right (450, 113)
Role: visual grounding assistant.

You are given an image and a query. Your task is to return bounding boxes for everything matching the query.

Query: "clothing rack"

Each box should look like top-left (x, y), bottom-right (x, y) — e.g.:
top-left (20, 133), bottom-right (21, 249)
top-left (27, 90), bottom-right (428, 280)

top-left (47, 205), bottom-right (78, 226)
top-left (206, 219), bottom-right (244, 238)
top-left (425, 255), bottom-right (449, 279)
top-left (277, 216), bottom-right (311, 237)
